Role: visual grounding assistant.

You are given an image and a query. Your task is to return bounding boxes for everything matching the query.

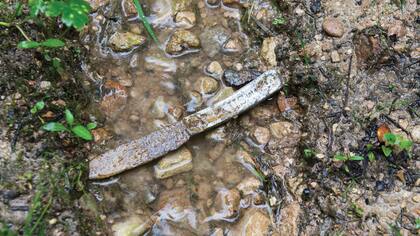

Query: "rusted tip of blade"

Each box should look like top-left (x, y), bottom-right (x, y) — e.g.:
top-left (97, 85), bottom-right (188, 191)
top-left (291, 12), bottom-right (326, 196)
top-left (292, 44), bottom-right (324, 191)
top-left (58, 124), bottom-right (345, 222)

top-left (89, 122), bottom-right (190, 179)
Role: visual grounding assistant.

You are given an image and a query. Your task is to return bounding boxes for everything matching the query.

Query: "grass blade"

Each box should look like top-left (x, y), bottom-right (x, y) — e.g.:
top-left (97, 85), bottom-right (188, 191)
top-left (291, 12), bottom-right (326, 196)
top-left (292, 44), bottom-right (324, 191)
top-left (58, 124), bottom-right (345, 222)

top-left (132, 0), bottom-right (159, 45)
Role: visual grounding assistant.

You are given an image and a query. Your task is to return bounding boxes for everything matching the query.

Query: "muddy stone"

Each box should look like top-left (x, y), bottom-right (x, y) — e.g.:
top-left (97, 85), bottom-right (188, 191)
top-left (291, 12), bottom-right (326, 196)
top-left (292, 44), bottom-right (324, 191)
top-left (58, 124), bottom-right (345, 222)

top-left (411, 125), bottom-right (420, 143)
top-left (270, 121), bottom-right (298, 139)
top-left (194, 76), bottom-right (219, 94)
top-left (108, 32), bottom-right (146, 52)
top-left (236, 177), bottom-right (260, 195)
top-left (209, 188), bottom-right (241, 221)
top-left (331, 50), bottom-right (340, 62)
top-left (261, 37), bottom-right (279, 67)
top-left (175, 11), bottom-right (196, 29)
top-left (322, 18), bottom-right (345, 38)
top-left (166, 30), bottom-right (200, 55)
top-left (206, 61), bottom-right (223, 78)
top-left (223, 69), bottom-right (260, 87)
top-left (154, 147), bottom-right (193, 179)
top-left (100, 80), bottom-right (128, 117)
top-left (229, 209), bottom-right (271, 236)
top-left (185, 91), bottom-right (203, 112)
top-left (252, 126), bottom-right (271, 145)
top-left (111, 216), bottom-right (152, 236)
top-left (278, 201), bottom-right (301, 235)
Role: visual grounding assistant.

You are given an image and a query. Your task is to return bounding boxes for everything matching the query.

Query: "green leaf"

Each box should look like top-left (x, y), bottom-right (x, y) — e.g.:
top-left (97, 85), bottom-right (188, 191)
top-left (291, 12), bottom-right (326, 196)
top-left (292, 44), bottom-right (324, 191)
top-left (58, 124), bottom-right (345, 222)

top-left (31, 101), bottom-right (45, 114)
top-left (18, 41), bottom-right (40, 49)
top-left (366, 143), bottom-right (373, 150)
top-left (45, 0), bottom-right (65, 17)
top-left (384, 133), bottom-right (396, 145)
top-left (133, 0), bottom-right (159, 45)
top-left (349, 155), bottom-right (364, 161)
top-left (86, 122), bottom-right (97, 130)
top-left (399, 140), bottom-right (412, 151)
top-left (62, 0), bottom-right (91, 29)
top-left (64, 109), bottom-right (74, 125)
top-left (42, 122), bottom-right (68, 132)
top-left (71, 125), bottom-right (93, 140)
top-left (46, 0), bottom-right (91, 30)
top-left (333, 153), bottom-right (347, 162)
top-left (29, 0), bottom-right (44, 16)
top-left (416, 218), bottom-right (420, 230)
top-left (382, 146), bottom-right (392, 157)
top-left (40, 38), bottom-right (65, 48)
top-left (368, 152), bottom-right (375, 162)
top-left (52, 57), bottom-right (64, 73)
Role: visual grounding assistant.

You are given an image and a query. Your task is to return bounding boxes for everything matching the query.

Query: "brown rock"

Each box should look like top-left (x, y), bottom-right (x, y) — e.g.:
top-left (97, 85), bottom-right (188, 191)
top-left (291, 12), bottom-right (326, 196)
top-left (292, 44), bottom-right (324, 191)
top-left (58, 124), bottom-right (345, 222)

top-left (277, 95), bottom-right (298, 112)
top-left (175, 11), bottom-right (196, 29)
top-left (194, 76), bottom-right (219, 94)
top-left (230, 209), bottom-right (271, 236)
top-left (377, 123), bottom-right (391, 143)
top-left (91, 128), bottom-right (111, 143)
top-left (278, 202), bottom-right (301, 235)
top-left (387, 21), bottom-right (406, 38)
top-left (270, 121), bottom-right (297, 139)
top-left (208, 188), bottom-right (241, 221)
top-left (260, 37), bottom-right (279, 67)
top-left (252, 126), bottom-right (271, 145)
top-left (100, 80), bottom-right (128, 116)
top-left (108, 32), bottom-right (146, 52)
top-left (322, 18), bottom-right (345, 38)
top-left (166, 30), bottom-right (200, 55)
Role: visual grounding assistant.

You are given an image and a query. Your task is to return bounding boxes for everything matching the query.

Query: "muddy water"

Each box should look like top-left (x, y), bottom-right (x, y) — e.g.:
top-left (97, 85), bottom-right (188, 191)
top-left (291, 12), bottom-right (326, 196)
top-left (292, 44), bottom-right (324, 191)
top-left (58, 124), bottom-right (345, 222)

top-left (84, 1), bottom-right (270, 234)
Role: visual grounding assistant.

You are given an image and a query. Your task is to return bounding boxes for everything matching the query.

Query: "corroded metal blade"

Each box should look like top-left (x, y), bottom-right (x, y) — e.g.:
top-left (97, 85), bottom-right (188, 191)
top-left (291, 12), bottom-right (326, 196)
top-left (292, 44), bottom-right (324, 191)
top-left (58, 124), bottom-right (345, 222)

top-left (89, 122), bottom-right (190, 179)
top-left (89, 70), bottom-right (283, 179)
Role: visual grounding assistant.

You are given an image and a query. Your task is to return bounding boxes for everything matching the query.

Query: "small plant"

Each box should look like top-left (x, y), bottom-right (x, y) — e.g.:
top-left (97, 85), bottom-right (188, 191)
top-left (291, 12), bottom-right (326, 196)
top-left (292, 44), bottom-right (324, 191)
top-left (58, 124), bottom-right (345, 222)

top-left (0, 223), bottom-right (17, 236)
top-left (303, 148), bottom-right (315, 159)
top-left (30, 101), bottom-right (45, 114)
top-left (42, 109), bottom-right (96, 141)
top-left (381, 133), bottom-right (412, 157)
top-left (31, 101), bottom-right (96, 140)
top-left (272, 15), bottom-right (286, 25)
top-left (349, 203), bottom-right (364, 218)
top-left (333, 153), bottom-right (364, 173)
top-left (18, 38), bottom-right (65, 49)
top-left (416, 218), bottom-right (420, 230)
top-left (28, 0), bottom-right (91, 30)
top-left (366, 143), bottom-right (376, 161)
top-left (333, 153), bottom-right (365, 162)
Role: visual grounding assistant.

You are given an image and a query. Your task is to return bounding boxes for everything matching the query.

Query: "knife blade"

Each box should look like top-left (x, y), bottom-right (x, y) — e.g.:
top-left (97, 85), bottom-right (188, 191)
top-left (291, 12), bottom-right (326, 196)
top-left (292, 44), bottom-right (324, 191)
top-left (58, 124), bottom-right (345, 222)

top-left (89, 70), bottom-right (283, 179)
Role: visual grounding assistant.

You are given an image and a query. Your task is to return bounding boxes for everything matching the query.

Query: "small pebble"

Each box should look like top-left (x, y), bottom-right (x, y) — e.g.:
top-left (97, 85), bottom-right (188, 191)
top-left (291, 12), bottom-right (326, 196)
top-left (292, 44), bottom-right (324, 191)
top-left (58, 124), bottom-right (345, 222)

top-left (331, 50), bottom-right (340, 62)
top-left (322, 18), bottom-right (345, 38)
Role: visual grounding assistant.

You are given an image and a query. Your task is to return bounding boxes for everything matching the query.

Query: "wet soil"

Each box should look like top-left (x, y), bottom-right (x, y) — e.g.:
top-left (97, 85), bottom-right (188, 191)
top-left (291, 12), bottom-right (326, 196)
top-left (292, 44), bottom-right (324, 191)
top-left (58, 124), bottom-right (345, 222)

top-left (1, 0), bottom-right (419, 235)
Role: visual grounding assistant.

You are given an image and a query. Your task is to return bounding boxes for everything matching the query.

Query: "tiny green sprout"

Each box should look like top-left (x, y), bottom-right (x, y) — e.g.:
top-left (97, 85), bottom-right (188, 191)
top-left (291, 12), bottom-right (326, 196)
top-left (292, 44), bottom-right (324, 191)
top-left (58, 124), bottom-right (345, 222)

top-left (350, 203), bottom-right (364, 218)
top-left (348, 155), bottom-right (364, 161)
top-left (368, 152), bottom-right (375, 162)
top-left (30, 101), bottom-right (45, 114)
top-left (272, 15), bottom-right (286, 25)
top-left (333, 153), bottom-right (347, 162)
top-left (416, 218), bottom-right (420, 230)
top-left (18, 38), bottom-right (65, 49)
top-left (133, 0), bottom-right (159, 45)
top-left (42, 109), bottom-right (95, 141)
top-left (303, 149), bottom-right (315, 158)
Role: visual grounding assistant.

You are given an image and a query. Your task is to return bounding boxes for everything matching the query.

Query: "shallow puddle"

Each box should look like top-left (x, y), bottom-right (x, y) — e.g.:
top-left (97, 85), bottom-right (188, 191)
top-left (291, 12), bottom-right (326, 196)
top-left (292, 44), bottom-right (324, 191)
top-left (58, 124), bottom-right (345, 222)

top-left (85, 0), bottom-right (272, 234)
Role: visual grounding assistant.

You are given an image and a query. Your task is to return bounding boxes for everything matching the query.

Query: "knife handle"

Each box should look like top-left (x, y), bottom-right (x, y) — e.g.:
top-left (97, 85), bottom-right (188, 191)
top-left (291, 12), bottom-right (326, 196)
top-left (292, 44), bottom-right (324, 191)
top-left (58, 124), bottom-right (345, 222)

top-left (183, 70), bottom-right (283, 135)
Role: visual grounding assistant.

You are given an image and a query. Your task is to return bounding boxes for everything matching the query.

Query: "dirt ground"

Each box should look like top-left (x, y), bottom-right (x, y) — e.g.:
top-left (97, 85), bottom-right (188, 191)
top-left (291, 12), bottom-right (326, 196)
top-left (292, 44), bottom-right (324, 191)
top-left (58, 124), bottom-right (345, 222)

top-left (1, 0), bottom-right (419, 235)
